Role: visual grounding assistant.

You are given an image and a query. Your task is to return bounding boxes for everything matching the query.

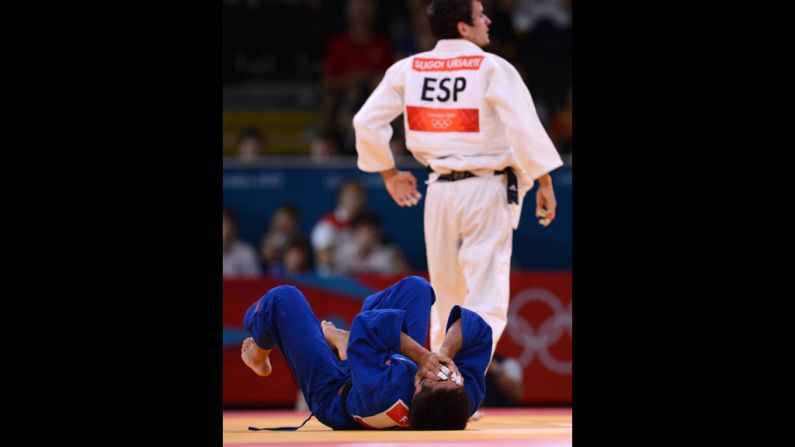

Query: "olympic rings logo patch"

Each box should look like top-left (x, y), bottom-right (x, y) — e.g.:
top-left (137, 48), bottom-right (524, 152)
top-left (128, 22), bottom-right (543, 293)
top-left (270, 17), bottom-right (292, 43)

top-left (431, 118), bottom-right (453, 129)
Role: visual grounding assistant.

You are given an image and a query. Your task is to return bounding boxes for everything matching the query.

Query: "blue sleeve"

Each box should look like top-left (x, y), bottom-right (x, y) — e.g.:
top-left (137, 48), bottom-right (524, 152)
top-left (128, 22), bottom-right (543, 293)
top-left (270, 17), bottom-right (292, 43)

top-left (446, 306), bottom-right (492, 415)
top-left (347, 309), bottom-right (416, 416)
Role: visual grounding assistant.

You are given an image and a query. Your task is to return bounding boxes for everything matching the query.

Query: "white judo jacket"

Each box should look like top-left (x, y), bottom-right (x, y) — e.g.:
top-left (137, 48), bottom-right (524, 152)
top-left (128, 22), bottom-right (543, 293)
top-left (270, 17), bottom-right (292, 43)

top-left (353, 39), bottom-right (563, 229)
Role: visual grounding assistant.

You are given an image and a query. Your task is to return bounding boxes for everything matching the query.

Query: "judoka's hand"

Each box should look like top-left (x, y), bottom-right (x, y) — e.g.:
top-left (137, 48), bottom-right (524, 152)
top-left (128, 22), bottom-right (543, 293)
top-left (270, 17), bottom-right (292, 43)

top-left (382, 169), bottom-right (422, 207)
top-left (415, 352), bottom-right (461, 383)
top-left (535, 175), bottom-right (557, 227)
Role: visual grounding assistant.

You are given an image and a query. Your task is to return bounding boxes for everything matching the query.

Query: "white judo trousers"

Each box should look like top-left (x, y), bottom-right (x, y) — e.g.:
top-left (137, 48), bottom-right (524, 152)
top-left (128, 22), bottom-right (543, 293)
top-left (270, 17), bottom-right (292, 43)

top-left (425, 172), bottom-right (512, 357)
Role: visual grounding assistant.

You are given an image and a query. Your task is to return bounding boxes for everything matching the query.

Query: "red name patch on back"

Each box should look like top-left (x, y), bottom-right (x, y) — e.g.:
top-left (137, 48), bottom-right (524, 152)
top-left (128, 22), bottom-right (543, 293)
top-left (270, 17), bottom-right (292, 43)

top-left (412, 56), bottom-right (484, 72)
top-left (407, 106), bottom-right (479, 132)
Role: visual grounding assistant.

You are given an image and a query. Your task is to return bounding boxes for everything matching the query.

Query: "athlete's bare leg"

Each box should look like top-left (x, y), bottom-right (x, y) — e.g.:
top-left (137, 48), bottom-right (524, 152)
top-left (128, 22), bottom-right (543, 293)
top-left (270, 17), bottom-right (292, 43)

top-left (241, 336), bottom-right (272, 377)
top-left (321, 320), bottom-right (350, 361)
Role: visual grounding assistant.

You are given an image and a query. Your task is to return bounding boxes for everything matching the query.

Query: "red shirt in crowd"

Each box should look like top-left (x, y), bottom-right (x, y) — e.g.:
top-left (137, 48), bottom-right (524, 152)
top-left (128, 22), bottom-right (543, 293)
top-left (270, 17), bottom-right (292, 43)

top-left (323, 32), bottom-right (393, 78)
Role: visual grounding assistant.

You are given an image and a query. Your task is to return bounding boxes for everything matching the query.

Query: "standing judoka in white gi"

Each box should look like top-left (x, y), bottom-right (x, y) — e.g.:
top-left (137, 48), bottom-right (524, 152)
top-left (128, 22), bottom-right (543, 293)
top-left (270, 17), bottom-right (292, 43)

top-left (352, 0), bottom-right (564, 357)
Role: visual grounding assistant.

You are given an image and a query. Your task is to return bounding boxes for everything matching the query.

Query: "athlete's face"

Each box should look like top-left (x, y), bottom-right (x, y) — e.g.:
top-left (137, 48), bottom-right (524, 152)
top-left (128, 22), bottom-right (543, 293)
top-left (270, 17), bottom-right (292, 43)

top-left (460, 1), bottom-right (491, 47)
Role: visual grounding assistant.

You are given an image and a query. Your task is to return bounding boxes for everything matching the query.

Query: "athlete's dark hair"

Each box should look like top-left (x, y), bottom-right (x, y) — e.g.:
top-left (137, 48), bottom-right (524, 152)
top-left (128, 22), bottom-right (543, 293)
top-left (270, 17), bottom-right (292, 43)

top-left (409, 385), bottom-right (471, 430)
top-left (426, 0), bottom-right (475, 40)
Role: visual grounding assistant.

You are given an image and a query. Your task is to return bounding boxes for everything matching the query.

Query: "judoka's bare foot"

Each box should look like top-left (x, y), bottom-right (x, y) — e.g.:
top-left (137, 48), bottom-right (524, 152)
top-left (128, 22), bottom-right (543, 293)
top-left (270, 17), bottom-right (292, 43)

top-left (321, 320), bottom-right (350, 361)
top-left (241, 337), bottom-right (272, 377)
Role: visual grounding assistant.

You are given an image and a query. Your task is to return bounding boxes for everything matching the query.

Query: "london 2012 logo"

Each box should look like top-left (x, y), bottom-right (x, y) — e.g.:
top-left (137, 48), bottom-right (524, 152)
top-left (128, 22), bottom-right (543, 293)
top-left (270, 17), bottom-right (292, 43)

top-left (506, 288), bottom-right (572, 375)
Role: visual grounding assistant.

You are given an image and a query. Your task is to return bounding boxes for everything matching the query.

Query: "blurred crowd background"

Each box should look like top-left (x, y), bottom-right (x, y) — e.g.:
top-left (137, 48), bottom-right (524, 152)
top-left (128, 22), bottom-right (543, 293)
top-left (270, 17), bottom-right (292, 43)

top-left (223, 0), bottom-right (572, 279)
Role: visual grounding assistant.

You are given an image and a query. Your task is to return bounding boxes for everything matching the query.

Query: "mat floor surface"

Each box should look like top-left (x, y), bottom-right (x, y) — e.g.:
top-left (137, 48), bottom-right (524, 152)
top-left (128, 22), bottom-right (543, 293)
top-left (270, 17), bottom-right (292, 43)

top-left (223, 407), bottom-right (572, 447)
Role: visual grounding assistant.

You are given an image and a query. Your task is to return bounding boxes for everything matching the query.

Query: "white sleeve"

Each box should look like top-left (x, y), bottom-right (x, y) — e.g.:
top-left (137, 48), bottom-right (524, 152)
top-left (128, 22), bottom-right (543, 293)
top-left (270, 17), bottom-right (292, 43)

top-left (485, 57), bottom-right (563, 182)
top-left (353, 59), bottom-right (408, 173)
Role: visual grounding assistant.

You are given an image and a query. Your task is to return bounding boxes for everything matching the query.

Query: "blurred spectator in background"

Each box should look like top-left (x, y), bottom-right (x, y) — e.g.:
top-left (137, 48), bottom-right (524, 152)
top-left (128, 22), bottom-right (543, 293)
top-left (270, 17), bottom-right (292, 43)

top-left (334, 213), bottom-right (409, 274)
top-left (411, 0), bottom-right (438, 49)
top-left (518, 0), bottom-right (572, 115)
top-left (311, 179), bottom-right (366, 275)
top-left (393, 0), bottom-right (437, 59)
top-left (224, 0), bottom-right (328, 81)
top-left (272, 237), bottom-right (314, 277)
top-left (321, 0), bottom-right (394, 154)
top-left (236, 127), bottom-right (268, 163)
top-left (481, 0), bottom-right (520, 64)
top-left (549, 86), bottom-right (572, 163)
top-left (222, 0), bottom-right (266, 81)
top-left (260, 205), bottom-right (302, 273)
top-left (511, 0), bottom-right (571, 34)
top-left (481, 354), bottom-right (524, 407)
top-left (223, 209), bottom-right (261, 277)
top-left (309, 131), bottom-right (340, 163)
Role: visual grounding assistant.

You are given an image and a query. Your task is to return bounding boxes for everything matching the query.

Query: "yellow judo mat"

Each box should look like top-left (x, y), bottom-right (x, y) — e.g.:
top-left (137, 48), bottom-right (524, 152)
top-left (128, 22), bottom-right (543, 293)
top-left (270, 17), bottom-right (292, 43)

top-left (224, 407), bottom-right (572, 446)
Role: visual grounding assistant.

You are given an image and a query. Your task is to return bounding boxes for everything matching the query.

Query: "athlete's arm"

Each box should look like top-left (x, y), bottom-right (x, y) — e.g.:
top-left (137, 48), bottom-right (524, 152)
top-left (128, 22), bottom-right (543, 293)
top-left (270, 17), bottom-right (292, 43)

top-left (439, 318), bottom-right (463, 359)
top-left (400, 331), bottom-right (460, 382)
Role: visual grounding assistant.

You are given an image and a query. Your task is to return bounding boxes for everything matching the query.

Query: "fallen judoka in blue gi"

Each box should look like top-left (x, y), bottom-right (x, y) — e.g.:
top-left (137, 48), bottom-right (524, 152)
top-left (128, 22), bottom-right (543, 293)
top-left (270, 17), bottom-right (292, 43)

top-left (241, 276), bottom-right (492, 430)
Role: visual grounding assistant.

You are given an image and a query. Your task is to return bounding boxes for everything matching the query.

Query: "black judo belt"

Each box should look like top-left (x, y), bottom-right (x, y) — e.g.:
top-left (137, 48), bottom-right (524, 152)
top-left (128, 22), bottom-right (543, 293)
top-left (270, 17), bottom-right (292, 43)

top-left (428, 166), bottom-right (518, 204)
top-left (248, 413), bottom-right (314, 431)
top-left (339, 380), bottom-right (359, 428)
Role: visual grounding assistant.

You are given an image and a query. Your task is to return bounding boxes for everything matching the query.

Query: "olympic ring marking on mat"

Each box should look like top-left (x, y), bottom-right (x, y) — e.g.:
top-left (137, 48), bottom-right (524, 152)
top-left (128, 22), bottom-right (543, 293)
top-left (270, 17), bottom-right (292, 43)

top-left (506, 287), bottom-right (572, 375)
